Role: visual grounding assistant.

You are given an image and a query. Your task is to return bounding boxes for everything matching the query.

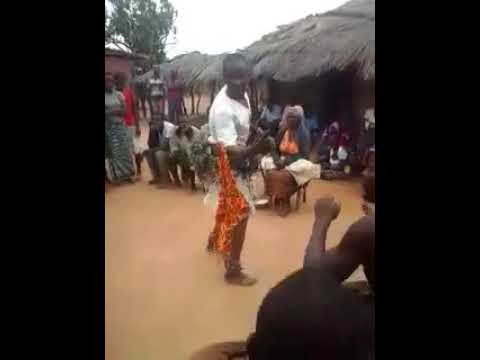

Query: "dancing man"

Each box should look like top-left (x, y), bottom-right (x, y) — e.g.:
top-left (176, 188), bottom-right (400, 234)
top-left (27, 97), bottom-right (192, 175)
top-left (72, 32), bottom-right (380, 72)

top-left (205, 53), bottom-right (270, 286)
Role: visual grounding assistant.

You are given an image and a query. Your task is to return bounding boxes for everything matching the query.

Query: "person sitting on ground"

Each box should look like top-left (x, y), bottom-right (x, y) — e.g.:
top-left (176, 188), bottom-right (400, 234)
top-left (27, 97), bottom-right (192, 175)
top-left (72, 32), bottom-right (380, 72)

top-left (144, 115), bottom-right (176, 188)
top-left (317, 116), bottom-right (355, 180)
top-left (169, 116), bottom-right (201, 190)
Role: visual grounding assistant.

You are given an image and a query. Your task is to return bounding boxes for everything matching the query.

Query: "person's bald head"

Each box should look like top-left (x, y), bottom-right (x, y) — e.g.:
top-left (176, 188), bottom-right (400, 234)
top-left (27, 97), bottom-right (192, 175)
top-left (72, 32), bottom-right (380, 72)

top-left (223, 53), bottom-right (251, 100)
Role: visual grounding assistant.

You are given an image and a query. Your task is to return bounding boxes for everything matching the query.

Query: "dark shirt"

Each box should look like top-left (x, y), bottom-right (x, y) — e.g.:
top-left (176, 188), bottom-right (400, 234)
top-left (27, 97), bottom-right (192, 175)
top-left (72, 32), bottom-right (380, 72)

top-left (134, 78), bottom-right (147, 98)
top-left (147, 127), bottom-right (160, 149)
top-left (251, 268), bottom-right (374, 359)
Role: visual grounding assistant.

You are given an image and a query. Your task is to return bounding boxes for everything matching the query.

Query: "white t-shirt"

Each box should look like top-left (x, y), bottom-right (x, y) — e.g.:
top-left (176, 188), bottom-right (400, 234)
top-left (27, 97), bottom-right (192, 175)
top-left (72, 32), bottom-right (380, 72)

top-left (208, 85), bottom-right (251, 147)
top-left (162, 121), bottom-right (177, 139)
top-left (149, 77), bottom-right (165, 97)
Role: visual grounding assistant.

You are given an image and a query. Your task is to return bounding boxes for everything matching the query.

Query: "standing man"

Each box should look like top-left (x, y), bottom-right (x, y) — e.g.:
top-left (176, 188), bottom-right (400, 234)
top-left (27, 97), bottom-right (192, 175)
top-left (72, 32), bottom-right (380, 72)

top-left (133, 67), bottom-right (148, 120)
top-left (206, 53), bottom-right (271, 286)
top-left (167, 69), bottom-right (184, 124)
top-left (147, 65), bottom-right (166, 118)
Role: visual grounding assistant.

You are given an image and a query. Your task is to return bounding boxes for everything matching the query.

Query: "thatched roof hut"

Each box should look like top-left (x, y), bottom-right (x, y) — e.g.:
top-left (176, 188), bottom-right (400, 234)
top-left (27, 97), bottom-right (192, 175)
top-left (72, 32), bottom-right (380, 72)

top-left (194, 53), bottom-right (228, 89)
top-left (244, 0), bottom-right (374, 82)
top-left (168, 52), bottom-right (211, 88)
top-left (136, 51), bottom-right (211, 88)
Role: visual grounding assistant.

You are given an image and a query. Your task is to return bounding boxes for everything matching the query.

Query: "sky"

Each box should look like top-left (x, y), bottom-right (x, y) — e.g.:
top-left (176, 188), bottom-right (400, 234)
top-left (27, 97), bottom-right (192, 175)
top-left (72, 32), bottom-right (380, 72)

top-left (106, 0), bottom-right (347, 58)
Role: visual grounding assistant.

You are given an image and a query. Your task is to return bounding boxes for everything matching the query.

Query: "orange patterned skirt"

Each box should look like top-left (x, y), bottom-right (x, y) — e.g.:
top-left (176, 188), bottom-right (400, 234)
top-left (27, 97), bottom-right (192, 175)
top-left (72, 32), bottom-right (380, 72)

top-left (209, 144), bottom-right (250, 257)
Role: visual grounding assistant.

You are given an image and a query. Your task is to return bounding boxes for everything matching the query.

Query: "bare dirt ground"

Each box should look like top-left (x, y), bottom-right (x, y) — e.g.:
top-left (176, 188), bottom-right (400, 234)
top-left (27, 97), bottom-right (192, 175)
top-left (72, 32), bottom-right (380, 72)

top-left (105, 156), bottom-right (366, 359)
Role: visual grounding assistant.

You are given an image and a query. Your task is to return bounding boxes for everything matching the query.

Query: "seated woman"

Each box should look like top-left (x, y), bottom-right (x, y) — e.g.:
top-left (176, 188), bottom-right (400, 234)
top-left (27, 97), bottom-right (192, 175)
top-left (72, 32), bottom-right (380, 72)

top-left (260, 106), bottom-right (321, 215)
top-left (273, 105), bottom-right (311, 167)
top-left (169, 116), bottom-right (201, 190)
top-left (317, 119), bottom-right (355, 180)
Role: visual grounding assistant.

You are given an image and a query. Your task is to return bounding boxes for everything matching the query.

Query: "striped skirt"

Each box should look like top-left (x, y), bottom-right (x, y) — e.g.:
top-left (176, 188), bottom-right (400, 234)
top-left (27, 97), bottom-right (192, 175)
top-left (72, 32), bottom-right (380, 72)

top-left (105, 120), bottom-right (135, 183)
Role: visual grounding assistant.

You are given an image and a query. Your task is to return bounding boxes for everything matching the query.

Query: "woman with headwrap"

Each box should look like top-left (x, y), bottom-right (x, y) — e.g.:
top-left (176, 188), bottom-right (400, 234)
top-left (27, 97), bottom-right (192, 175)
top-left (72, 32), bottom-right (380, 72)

top-left (261, 106), bottom-right (321, 216)
top-left (274, 105), bottom-right (311, 167)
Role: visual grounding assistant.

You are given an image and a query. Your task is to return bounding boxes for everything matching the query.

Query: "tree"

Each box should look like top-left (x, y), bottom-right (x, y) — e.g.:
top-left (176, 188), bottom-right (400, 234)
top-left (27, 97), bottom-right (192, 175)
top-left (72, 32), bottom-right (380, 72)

top-left (106, 0), bottom-right (177, 63)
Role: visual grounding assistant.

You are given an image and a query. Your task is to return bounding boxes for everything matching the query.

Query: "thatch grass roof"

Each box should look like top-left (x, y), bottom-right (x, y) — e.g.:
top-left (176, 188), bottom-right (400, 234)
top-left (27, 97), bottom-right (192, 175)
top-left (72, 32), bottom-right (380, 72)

top-left (136, 52), bottom-right (211, 88)
top-left (136, 0), bottom-right (374, 88)
top-left (244, 0), bottom-right (374, 81)
top-left (168, 52), bottom-right (211, 87)
top-left (194, 53), bottom-right (227, 87)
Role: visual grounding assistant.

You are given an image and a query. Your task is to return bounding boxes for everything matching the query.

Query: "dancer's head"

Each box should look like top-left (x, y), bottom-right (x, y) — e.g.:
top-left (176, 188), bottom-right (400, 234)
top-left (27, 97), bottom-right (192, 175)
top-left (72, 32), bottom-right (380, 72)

top-left (223, 53), bottom-right (251, 100)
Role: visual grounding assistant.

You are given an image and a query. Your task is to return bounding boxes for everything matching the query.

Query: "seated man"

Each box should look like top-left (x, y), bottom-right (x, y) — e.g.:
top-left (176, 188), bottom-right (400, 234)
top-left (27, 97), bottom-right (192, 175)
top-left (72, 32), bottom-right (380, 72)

top-left (257, 97), bottom-right (282, 136)
top-left (247, 197), bottom-right (375, 359)
top-left (169, 116), bottom-right (201, 190)
top-left (144, 115), bottom-right (176, 188)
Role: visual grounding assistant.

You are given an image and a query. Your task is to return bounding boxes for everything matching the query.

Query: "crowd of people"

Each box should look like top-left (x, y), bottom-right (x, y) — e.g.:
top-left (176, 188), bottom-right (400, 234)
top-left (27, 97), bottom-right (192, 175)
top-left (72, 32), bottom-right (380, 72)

top-left (106, 53), bottom-right (375, 359)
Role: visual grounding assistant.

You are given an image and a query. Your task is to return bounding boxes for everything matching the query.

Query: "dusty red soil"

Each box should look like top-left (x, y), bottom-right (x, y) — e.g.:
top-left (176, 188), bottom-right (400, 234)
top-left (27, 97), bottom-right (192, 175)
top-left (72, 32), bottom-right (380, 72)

top-left (106, 162), bottom-right (366, 359)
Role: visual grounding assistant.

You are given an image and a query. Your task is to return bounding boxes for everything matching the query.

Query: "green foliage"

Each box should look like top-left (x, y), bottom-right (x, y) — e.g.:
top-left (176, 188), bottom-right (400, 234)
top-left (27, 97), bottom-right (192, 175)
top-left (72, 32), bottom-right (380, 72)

top-left (106, 0), bottom-right (177, 63)
top-left (191, 141), bottom-right (218, 181)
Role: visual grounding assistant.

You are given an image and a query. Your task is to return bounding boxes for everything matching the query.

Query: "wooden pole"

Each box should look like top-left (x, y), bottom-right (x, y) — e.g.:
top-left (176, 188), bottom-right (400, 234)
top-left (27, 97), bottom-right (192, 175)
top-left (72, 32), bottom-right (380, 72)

top-left (195, 87), bottom-right (201, 115)
top-left (190, 87), bottom-right (195, 115)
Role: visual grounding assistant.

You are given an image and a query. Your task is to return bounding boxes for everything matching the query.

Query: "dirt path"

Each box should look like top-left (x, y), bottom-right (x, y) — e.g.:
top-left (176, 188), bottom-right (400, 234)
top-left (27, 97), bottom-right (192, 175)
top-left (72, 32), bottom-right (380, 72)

top-left (106, 171), bottom-right (366, 360)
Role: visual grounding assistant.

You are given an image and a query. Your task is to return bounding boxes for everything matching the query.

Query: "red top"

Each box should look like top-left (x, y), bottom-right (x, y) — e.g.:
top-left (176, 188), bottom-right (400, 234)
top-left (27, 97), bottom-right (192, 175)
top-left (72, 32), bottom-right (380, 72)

top-left (122, 87), bottom-right (136, 126)
top-left (168, 80), bottom-right (183, 101)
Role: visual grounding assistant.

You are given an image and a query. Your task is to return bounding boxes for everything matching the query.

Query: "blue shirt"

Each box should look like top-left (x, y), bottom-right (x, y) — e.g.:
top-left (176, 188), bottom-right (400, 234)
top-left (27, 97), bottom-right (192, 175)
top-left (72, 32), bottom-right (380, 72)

top-left (305, 113), bottom-right (320, 131)
top-left (260, 104), bottom-right (282, 124)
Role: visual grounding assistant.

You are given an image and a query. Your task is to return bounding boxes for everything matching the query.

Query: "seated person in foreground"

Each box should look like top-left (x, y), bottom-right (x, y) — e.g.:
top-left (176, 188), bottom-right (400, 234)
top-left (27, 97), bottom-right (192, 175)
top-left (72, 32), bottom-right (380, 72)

top-left (249, 197), bottom-right (374, 359)
top-left (169, 116), bottom-right (201, 190)
top-left (191, 197), bottom-right (375, 360)
top-left (145, 115), bottom-right (176, 188)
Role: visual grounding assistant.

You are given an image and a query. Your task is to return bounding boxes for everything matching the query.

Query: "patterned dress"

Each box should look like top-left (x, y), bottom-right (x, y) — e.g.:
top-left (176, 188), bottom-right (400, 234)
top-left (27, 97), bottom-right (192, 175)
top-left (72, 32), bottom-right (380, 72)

top-left (105, 90), bottom-right (135, 183)
top-left (208, 145), bottom-right (250, 257)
